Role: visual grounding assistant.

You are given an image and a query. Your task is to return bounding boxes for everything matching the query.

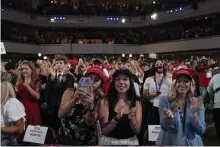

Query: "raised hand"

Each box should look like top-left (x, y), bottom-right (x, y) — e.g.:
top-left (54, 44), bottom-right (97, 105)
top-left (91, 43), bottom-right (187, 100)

top-left (128, 107), bottom-right (137, 125)
top-left (190, 97), bottom-right (203, 114)
top-left (116, 105), bottom-right (125, 120)
top-left (163, 108), bottom-right (174, 124)
top-left (163, 108), bottom-right (174, 118)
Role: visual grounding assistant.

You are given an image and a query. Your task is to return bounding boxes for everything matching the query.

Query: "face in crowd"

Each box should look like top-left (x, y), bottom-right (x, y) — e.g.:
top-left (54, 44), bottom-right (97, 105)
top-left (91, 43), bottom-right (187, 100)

top-left (55, 60), bottom-right (66, 73)
top-left (115, 74), bottom-right (131, 94)
top-left (155, 60), bottom-right (164, 74)
top-left (88, 73), bottom-right (102, 91)
top-left (124, 62), bottom-right (132, 71)
top-left (21, 64), bottom-right (33, 78)
top-left (175, 75), bottom-right (192, 95)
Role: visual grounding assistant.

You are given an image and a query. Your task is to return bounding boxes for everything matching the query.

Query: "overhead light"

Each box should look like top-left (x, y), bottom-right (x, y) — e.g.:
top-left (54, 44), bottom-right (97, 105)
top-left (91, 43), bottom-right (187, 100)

top-left (151, 13), bottom-right (157, 20)
top-left (153, 1), bottom-right (156, 4)
top-left (205, 17), bottom-right (208, 19)
top-left (129, 54), bottom-right (132, 58)
top-left (50, 18), bottom-right (55, 22)
top-left (38, 53), bottom-right (42, 57)
top-left (107, 18), bottom-right (109, 20)
top-left (121, 18), bottom-right (126, 23)
top-left (54, 17), bottom-right (56, 19)
top-left (110, 18), bottom-right (112, 20)
top-left (51, 1), bottom-right (53, 3)
top-left (179, 7), bottom-right (182, 10)
top-left (122, 54), bottom-right (125, 57)
top-left (116, 18), bottom-right (119, 20)
top-left (63, 17), bottom-right (65, 19)
top-left (175, 9), bottom-right (178, 12)
top-left (167, 11), bottom-right (169, 13)
top-left (170, 10), bottom-right (173, 12)
top-left (140, 54), bottom-right (144, 57)
top-left (43, 56), bottom-right (47, 60)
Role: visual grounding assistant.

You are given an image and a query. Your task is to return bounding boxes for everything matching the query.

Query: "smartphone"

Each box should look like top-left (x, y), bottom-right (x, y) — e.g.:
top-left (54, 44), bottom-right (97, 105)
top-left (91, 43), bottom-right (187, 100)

top-left (79, 77), bottom-right (91, 94)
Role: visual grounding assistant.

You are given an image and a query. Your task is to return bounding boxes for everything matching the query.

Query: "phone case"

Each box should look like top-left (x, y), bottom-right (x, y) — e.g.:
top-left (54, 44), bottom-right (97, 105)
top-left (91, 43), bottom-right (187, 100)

top-left (79, 77), bottom-right (91, 93)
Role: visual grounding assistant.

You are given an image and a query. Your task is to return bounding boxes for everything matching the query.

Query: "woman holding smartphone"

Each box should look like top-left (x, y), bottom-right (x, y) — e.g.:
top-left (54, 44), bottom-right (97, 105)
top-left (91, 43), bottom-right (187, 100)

top-left (98, 68), bottom-right (142, 145)
top-left (141, 60), bottom-right (171, 145)
top-left (57, 66), bottom-right (107, 145)
top-left (156, 68), bottom-right (205, 146)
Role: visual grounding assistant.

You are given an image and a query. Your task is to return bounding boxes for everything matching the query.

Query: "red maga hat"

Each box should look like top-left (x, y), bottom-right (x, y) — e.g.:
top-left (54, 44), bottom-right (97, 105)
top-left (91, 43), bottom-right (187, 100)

top-left (86, 66), bottom-right (107, 82)
top-left (172, 68), bottom-right (196, 80)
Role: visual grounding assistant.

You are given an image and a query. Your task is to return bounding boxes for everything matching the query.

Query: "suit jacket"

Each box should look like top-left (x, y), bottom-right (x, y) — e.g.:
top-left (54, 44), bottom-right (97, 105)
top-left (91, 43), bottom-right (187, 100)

top-left (43, 73), bottom-right (75, 117)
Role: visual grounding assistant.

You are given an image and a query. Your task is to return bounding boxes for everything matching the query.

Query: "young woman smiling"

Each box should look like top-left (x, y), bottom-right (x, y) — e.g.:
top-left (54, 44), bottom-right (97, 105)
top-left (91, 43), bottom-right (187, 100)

top-left (98, 68), bottom-right (142, 145)
top-left (156, 68), bottom-right (206, 146)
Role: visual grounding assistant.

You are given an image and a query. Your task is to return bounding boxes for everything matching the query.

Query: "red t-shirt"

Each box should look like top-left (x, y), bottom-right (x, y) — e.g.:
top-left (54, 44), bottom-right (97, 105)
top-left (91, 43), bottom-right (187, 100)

top-left (198, 69), bottom-right (212, 87)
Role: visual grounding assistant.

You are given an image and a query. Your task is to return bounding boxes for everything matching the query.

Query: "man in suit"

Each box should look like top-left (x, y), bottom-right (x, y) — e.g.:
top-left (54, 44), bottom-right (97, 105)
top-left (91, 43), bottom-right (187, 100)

top-left (41, 55), bottom-right (75, 132)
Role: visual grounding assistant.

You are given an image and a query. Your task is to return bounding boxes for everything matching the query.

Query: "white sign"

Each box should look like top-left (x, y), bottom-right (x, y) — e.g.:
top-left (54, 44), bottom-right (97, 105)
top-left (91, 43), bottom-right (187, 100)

top-left (153, 98), bottom-right (160, 107)
top-left (1, 42), bottom-right (6, 54)
top-left (23, 125), bottom-right (48, 144)
top-left (148, 125), bottom-right (161, 141)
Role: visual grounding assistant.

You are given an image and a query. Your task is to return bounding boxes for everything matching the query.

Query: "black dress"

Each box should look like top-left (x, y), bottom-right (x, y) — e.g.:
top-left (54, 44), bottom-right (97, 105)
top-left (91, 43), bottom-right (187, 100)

top-left (57, 103), bottom-right (99, 145)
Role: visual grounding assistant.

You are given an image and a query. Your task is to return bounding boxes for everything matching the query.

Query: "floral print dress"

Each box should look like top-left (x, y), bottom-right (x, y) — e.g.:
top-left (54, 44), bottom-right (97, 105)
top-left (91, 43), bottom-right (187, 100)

top-left (57, 103), bottom-right (99, 145)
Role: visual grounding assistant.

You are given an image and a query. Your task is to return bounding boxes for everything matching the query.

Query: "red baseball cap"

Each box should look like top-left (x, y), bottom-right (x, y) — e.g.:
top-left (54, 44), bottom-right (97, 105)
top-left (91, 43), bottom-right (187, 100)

top-left (172, 68), bottom-right (196, 80)
top-left (86, 66), bottom-right (107, 82)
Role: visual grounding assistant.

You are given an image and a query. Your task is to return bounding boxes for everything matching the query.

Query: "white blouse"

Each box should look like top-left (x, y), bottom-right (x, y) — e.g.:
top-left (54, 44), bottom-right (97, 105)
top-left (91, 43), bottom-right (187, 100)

top-left (143, 76), bottom-right (172, 103)
top-left (1, 98), bottom-right (26, 127)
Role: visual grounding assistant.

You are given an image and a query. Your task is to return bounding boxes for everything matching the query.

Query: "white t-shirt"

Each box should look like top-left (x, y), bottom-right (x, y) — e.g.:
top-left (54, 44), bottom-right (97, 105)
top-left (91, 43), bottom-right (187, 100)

top-left (103, 68), bottom-right (110, 78)
top-left (134, 82), bottom-right (141, 97)
top-left (1, 98), bottom-right (26, 127)
top-left (207, 74), bottom-right (220, 108)
top-left (143, 76), bottom-right (171, 103)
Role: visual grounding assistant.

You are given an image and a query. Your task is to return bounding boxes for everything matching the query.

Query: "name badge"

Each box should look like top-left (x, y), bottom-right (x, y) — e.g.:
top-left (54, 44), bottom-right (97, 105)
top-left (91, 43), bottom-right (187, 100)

top-left (23, 125), bottom-right (48, 144)
top-left (148, 125), bottom-right (161, 141)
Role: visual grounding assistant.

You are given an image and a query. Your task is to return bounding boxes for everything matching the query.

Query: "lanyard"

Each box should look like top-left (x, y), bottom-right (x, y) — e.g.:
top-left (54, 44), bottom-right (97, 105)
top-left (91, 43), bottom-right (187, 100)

top-left (153, 76), bottom-right (164, 93)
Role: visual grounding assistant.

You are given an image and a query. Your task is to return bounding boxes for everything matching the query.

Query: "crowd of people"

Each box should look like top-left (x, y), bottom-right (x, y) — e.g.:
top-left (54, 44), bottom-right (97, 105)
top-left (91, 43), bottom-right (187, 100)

top-left (2, 0), bottom-right (206, 16)
top-left (2, 16), bottom-right (218, 44)
top-left (1, 53), bottom-right (220, 146)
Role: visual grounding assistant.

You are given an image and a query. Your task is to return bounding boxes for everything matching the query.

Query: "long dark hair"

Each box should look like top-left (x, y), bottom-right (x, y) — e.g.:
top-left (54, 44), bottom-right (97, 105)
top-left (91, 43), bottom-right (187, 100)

top-left (148, 60), bottom-right (167, 77)
top-left (106, 74), bottom-right (138, 108)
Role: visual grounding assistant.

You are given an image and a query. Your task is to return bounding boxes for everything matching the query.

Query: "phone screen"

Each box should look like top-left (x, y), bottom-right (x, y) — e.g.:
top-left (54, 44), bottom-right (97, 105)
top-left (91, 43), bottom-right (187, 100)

top-left (79, 77), bottom-right (91, 93)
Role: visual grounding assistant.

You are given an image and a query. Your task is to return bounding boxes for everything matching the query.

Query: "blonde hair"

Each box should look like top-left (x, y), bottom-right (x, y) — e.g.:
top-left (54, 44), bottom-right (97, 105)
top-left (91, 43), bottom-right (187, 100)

top-left (1, 82), bottom-right (16, 107)
top-left (168, 79), bottom-right (195, 111)
top-left (16, 61), bottom-right (37, 86)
